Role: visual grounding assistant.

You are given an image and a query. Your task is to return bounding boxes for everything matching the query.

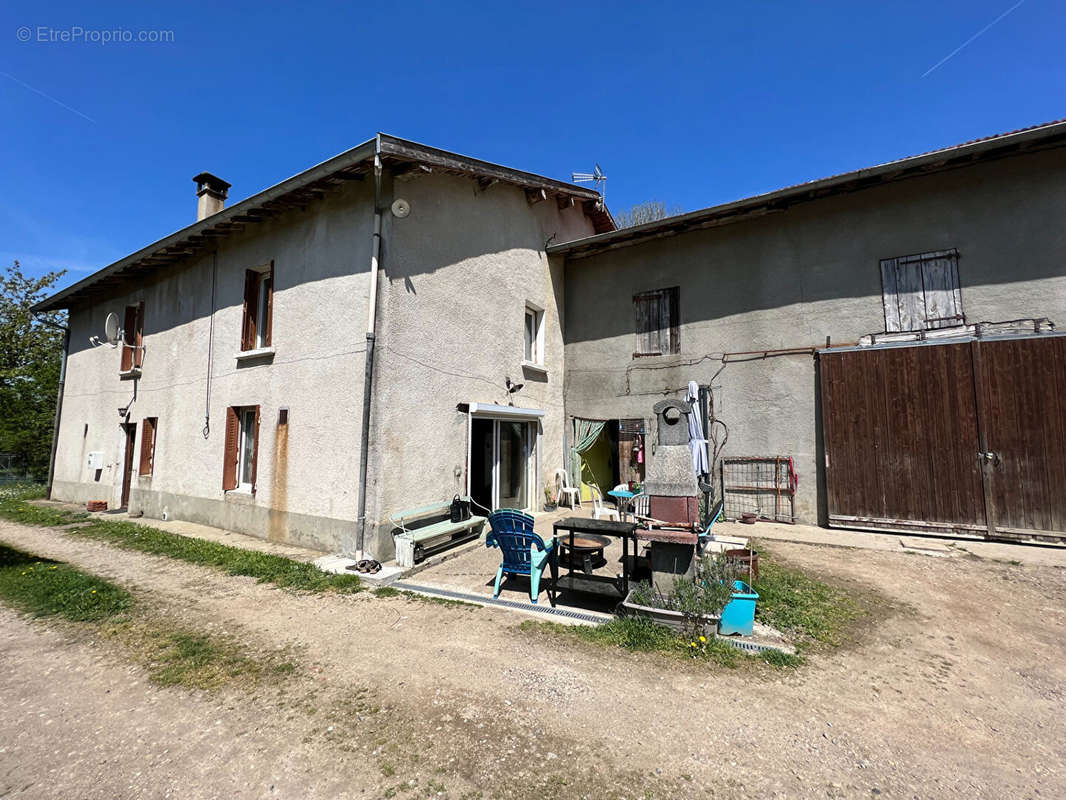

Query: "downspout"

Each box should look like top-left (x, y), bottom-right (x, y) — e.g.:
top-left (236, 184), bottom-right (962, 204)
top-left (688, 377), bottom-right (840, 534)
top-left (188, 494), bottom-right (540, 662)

top-left (45, 325), bottom-right (71, 499)
top-left (355, 136), bottom-right (384, 558)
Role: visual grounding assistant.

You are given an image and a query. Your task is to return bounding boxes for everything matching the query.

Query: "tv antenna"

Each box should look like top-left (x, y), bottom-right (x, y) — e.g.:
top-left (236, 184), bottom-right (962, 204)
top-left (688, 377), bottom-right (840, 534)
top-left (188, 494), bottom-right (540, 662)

top-left (90, 312), bottom-right (123, 348)
top-left (571, 163), bottom-right (606, 208)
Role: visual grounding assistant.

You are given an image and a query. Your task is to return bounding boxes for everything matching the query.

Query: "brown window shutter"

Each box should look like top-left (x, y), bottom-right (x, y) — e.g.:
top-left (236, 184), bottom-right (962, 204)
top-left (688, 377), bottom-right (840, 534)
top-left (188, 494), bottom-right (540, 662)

top-left (250, 405), bottom-right (261, 493)
top-left (134, 301), bottom-right (145, 368)
top-left (263, 261), bottom-right (274, 346)
top-left (242, 270), bottom-right (258, 350)
top-left (138, 417), bottom-right (156, 475)
top-left (121, 305), bottom-right (137, 371)
top-left (222, 407), bottom-right (239, 490)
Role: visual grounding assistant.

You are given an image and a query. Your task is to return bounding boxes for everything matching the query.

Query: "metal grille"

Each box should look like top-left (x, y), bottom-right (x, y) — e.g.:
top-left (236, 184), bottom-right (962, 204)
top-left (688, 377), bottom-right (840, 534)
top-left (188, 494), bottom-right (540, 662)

top-left (722, 456), bottom-right (796, 523)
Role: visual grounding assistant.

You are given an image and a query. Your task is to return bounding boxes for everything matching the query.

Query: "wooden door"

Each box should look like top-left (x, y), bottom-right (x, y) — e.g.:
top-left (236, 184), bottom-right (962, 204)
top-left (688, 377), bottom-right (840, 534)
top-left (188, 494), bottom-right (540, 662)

top-left (120, 424), bottom-right (136, 509)
top-left (975, 336), bottom-right (1066, 539)
top-left (819, 342), bottom-right (988, 535)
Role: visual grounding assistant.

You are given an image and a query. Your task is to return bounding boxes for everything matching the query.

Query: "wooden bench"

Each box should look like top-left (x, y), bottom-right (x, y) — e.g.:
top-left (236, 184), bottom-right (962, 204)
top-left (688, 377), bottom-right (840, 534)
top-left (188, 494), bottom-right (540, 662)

top-left (391, 498), bottom-right (487, 567)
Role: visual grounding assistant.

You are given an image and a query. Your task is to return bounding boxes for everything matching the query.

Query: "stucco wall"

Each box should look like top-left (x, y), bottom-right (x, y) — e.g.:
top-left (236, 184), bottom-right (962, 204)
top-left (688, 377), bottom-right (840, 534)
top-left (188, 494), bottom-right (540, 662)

top-left (564, 147), bottom-right (1066, 524)
top-left (364, 172), bottom-right (596, 555)
top-left (53, 181), bottom-right (375, 552)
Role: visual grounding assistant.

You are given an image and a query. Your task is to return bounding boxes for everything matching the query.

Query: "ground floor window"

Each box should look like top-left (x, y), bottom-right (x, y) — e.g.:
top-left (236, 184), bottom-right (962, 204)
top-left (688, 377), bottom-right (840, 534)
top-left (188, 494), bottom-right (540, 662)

top-left (223, 405), bottom-right (260, 492)
top-left (469, 417), bottom-right (536, 513)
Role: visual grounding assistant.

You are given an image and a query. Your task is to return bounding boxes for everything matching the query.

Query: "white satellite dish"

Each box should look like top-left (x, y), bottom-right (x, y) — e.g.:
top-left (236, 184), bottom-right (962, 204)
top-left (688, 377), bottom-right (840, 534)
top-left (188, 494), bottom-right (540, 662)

top-left (391, 198), bottom-right (411, 218)
top-left (104, 312), bottom-right (121, 346)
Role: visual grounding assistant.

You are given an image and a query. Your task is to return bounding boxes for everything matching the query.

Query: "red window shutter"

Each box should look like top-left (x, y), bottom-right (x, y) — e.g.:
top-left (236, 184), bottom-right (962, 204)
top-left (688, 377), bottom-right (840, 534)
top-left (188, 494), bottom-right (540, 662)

top-left (134, 301), bottom-right (145, 368)
top-left (250, 405), bottom-right (261, 493)
top-left (121, 305), bottom-right (137, 371)
top-left (242, 270), bottom-right (258, 350)
top-left (222, 407), bottom-right (239, 490)
top-left (138, 418), bottom-right (156, 475)
top-left (263, 262), bottom-right (274, 346)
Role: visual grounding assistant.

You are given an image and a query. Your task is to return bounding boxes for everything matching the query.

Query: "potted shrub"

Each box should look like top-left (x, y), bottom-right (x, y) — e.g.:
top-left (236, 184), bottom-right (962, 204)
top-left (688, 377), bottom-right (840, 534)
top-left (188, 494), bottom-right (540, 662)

top-left (622, 554), bottom-right (734, 637)
top-left (543, 487), bottom-right (558, 512)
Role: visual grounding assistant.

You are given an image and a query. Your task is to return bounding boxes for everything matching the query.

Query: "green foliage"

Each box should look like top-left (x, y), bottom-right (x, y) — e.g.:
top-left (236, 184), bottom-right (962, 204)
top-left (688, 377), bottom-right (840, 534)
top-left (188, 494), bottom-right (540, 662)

top-left (372, 585), bottom-right (480, 609)
top-left (626, 553), bottom-right (736, 638)
top-left (752, 543), bottom-right (860, 648)
top-left (0, 262), bottom-right (66, 480)
top-left (0, 483), bottom-right (84, 525)
top-left (0, 542), bottom-right (132, 621)
top-left (68, 518), bottom-right (365, 593)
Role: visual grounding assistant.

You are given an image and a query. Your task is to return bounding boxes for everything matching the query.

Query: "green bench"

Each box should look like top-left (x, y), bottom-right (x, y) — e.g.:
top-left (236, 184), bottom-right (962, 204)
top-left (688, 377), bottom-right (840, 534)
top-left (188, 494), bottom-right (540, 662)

top-left (391, 498), bottom-right (487, 567)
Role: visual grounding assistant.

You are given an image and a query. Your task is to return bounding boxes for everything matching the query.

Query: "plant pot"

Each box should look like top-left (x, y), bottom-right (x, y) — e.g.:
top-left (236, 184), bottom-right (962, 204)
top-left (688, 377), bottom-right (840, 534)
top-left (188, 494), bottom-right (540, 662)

top-left (718, 580), bottom-right (759, 637)
top-left (543, 503), bottom-right (558, 512)
top-left (621, 590), bottom-right (719, 636)
top-left (724, 548), bottom-right (759, 582)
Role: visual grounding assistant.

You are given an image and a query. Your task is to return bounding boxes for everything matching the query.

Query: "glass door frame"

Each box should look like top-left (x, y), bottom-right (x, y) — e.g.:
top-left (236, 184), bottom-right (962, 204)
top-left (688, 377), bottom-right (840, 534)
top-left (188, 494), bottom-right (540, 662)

top-left (466, 409), bottom-right (540, 513)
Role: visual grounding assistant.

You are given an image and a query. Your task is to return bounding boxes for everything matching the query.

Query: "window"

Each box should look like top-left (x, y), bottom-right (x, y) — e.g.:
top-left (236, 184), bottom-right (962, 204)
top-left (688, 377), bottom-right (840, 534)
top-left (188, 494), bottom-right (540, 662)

top-left (633, 287), bottom-right (679, 356)
top-left (138, 417), bottom-right (157, 477)
top-left (881, 249), bottom-right (963, 332)
top-left (223, 405), bottom-right (260, 492)
top-left (241, 262), bottom-right (274, 351)
top-left (523, 304), bottom-right (544, 365)
top-left (120, 301), bottom-right (144, 372)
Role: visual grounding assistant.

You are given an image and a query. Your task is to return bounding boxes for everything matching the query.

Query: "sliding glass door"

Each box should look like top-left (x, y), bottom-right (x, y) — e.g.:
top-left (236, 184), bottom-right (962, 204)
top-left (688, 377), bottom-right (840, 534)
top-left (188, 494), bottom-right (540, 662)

top-left (468, 417), bottom-right (536, 512)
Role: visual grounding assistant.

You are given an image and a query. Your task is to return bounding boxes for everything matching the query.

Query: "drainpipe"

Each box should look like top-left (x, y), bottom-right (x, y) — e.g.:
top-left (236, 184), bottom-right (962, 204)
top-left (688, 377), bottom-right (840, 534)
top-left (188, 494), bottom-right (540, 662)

top-left (45, 325), bottom-right (71, 499)
top-left (355, 136), bottom-right (384, 558)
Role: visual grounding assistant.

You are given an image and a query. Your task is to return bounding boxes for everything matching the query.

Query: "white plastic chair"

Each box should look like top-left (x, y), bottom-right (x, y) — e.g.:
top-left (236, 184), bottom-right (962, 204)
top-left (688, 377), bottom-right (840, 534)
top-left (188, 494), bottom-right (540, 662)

top-left (554, 469), bottom-right (580, 508)
top-left (632, 493), bottom-right (649, 519)
top-left (591, 485), bottom-right (620, 521)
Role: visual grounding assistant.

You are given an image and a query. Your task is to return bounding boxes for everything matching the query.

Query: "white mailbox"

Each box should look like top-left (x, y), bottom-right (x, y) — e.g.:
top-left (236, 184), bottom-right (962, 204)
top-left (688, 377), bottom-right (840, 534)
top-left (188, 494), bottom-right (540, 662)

top-left (87, 451), bottom-right (105, 470)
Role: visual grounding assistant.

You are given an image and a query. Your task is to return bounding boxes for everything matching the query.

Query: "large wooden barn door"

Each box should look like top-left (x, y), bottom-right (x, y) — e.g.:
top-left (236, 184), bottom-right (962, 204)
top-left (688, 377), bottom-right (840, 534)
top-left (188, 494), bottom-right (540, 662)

top-left (820, 342), bottom-right (988, 536)
top-left (820, 335), bottom-right (1066, 542)
top-left (974, 336), bottom-right (1066, 540)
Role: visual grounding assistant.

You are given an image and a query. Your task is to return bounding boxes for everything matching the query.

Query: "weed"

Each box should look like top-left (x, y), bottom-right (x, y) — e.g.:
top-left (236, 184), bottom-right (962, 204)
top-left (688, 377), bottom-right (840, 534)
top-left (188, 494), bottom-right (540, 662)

top-left (373, 586), bottom-right (479, 610)
top-left (0, 543), bottom-right (132, 621)
top-left (381, 763), bottom-right (396, 777)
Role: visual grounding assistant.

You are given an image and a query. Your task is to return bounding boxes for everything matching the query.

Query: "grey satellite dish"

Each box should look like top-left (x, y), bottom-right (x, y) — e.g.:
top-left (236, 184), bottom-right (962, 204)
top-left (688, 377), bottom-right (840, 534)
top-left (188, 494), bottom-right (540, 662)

top-left (104, 312), bottom-right (121, 346)
top-left (391, 198), bottom-right (411, 218)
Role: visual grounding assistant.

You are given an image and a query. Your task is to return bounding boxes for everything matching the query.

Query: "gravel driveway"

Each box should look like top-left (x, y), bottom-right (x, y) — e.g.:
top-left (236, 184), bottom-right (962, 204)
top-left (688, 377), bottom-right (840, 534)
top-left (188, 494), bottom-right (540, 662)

top-left (0, 518), bottom-right (1063, 799)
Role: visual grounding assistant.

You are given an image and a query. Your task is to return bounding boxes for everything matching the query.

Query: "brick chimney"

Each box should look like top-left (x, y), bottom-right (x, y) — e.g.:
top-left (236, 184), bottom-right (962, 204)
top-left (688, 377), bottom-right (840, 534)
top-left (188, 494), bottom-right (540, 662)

top-left (193, 172), bottom-right (231, 221)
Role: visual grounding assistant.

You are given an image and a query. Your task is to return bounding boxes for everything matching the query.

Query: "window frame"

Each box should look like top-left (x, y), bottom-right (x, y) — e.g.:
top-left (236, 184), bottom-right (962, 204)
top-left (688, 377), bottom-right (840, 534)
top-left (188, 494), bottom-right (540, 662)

top-left (241, 262), bottom-right (274, 352)
top-left (880, 249), bottom-right (964, 333)
top-left (223, 405), bottom-right (260, 493)
top-left (523, 303), bottom-right (545, 366)
top-left (633, 286), bottom-right (680, 357)
top-left (120, 301), bottom-right (145, 374)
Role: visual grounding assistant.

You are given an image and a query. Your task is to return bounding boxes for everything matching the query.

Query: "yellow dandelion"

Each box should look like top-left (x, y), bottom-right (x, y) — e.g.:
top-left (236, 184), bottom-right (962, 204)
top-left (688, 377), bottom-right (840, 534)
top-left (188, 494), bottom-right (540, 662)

top-left (91, 589), bottom-right (97, 594)
top-left (689, 642), bottom-right (697, 648)
top-left (699, 636), bottom-right (706, 643)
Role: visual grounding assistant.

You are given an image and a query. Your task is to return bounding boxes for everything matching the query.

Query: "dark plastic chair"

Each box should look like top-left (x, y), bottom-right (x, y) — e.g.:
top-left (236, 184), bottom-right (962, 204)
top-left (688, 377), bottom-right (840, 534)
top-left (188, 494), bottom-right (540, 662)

top-left (485, 510), bottom-right (554, 604)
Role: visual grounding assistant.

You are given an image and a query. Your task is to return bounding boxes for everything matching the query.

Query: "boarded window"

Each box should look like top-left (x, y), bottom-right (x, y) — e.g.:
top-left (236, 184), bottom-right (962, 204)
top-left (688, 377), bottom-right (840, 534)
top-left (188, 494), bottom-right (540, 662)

top-left (880, 249), bottom-right (963, 332)
top-left (223, 405), bottom-right (260, 492)
top-left (633, 287), bottom-right (680, 356)
top-left (120, 301), bottom-right (145, 371)
top-left (241, 263), bottom-right (274, 350)
top-left (138, 417), bottom-right (157, 476)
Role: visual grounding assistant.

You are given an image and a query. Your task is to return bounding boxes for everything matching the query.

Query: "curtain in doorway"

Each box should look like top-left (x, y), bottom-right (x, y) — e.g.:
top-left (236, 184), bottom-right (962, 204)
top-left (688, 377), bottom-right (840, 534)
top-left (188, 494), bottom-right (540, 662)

top-left (569, 418), bottom-right (606, 488)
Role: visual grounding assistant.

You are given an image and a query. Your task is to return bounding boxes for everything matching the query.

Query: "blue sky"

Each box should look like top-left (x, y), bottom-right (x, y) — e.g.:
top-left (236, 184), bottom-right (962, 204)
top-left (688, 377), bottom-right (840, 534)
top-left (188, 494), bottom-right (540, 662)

top-left (3, 0), bottom-right (1064, 292)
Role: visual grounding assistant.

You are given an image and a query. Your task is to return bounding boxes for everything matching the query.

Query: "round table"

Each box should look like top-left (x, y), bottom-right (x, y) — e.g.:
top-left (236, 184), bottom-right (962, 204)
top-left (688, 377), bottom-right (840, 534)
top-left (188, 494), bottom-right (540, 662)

top-left (558, 533), bottom-right (612, 575)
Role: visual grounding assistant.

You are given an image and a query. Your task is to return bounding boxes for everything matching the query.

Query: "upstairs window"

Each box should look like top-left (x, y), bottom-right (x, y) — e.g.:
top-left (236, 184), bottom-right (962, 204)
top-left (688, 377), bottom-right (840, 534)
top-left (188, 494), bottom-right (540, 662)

top-left (223, 405), bottom-right (260, 492)
top-left (880, 249), bottom-right (963, 332)
top-left (633, 287), bottom-right (679, 356)
top-left (523, 304), bottom-right (544, 365)
top-left (138, 417), bottom-right (157, 477)
top-left (120, 302), bottom-right (144, 372)
top-left (241, 262), bottom-right (273, 351)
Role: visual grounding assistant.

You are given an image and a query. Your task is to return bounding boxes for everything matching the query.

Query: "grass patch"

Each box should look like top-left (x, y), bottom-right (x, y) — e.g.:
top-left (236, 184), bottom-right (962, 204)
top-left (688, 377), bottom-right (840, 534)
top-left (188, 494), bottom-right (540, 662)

top-left (372, 586), bottom-right (480, 609)
top-left (519, 617), bottom-right (796, 669)
top-left (68, 518), bottom-right (364, 594)
top-left (0, 488), bottom-right (363, 595)
top-left (0, 542), bottom-right (132, 621)
top-left (750, 542), bottom-right (861, 649)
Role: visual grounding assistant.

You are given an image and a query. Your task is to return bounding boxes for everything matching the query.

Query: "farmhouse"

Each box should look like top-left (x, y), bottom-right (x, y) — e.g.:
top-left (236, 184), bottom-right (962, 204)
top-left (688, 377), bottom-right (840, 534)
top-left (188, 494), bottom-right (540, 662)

top-left (36, 118), bottom-right (1066, 558)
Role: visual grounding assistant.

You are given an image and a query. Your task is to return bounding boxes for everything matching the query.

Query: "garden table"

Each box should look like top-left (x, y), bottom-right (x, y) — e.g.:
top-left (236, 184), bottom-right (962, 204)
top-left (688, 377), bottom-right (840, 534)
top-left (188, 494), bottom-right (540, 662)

top-left (550, 517), bottom-right (638, 604)
top-left (607, 488), bottom-right (637, 521)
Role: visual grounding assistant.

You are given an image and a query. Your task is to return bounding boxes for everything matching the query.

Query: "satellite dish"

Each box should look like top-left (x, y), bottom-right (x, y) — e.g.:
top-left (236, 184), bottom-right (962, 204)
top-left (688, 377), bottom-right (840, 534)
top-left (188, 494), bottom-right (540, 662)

top-left (104, 312), bottom-right (121, 346)
top-left (391, 198), bottom-right (411, 218)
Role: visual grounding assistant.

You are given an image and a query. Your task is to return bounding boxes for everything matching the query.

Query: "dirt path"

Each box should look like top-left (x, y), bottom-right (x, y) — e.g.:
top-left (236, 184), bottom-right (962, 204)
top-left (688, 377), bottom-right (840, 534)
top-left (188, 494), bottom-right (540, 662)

top-left (1, 520), bottom-right (1063, 799)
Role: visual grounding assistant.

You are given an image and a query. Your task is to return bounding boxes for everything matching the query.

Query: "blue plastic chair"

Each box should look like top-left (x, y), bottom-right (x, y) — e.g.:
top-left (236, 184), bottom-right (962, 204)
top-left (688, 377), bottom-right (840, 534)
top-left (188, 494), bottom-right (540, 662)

top-left (696, 501), bottom-right (724, 555)
top-left (485, 510), bottom-right (555, 604)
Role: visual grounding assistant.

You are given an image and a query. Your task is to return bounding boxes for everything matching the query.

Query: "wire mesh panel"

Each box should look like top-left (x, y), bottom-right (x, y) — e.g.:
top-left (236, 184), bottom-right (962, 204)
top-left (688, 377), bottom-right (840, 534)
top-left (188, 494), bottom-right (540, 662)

top-left (722, 456), bottom-right (796, 523)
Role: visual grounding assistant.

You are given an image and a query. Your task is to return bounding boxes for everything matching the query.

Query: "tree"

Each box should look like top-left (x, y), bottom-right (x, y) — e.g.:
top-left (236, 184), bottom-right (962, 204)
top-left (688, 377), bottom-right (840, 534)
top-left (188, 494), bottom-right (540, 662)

top-left (613, 200), bottom-right (683, 229)
top-left (0, 262), bottom-right (66, 480)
